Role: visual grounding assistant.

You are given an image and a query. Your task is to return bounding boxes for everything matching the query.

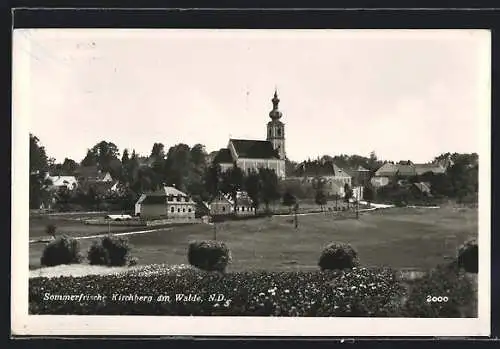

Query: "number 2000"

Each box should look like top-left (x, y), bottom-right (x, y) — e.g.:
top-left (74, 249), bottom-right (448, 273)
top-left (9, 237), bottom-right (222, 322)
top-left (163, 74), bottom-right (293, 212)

top-left (426, 295), bottom-right (449, 303)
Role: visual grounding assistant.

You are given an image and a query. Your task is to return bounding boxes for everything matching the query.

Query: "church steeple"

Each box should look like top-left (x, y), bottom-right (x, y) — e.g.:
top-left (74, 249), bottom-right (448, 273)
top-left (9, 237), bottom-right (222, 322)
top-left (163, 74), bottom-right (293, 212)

top-left (269, 88), bottom-right (283, 121)
top-left (266, 89), bottom-right (286, 160)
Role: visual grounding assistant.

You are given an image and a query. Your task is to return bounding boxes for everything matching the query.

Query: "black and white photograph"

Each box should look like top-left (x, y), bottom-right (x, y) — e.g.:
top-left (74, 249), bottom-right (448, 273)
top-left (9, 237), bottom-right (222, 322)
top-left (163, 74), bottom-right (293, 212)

top-left (12, 29), bottom-right (490, 336)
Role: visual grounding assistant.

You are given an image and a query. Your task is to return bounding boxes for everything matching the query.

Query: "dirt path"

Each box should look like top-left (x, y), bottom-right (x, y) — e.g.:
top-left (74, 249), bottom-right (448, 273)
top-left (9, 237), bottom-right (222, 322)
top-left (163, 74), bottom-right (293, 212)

top-left (29, 227), bottom-right (172, 244)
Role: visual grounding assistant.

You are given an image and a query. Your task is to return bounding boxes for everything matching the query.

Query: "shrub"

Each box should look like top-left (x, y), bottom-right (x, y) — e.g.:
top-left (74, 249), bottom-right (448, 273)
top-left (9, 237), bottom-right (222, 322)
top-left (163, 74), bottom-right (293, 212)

top-left (40, 236), bottom-right (81, 267)
top-left (29, 268), bottom-right (405, 316)
top-left (318, 242), bottom-right (359, 271)
top-left (187, 240), bottom-right (231, 272)
top-left (402, 263), bottom-right (476, 317)
top-left (457, 238), bottom-right (478, 273)
top-left (45, 224), bottom-right (57, 238)
top-left (87, 235), bottom-right (131, 267)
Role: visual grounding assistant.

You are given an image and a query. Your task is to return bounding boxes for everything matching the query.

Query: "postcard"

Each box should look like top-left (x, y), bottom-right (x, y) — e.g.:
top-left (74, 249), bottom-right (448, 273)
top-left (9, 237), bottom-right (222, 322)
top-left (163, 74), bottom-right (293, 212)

top-left (12, 28), bottom-right (491, 336)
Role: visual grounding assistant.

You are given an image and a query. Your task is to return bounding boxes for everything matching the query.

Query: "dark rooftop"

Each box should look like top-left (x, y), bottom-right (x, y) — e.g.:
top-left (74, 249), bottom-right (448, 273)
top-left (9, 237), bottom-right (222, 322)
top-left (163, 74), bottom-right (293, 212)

top-left (230, 139), bottom-right (280, 159)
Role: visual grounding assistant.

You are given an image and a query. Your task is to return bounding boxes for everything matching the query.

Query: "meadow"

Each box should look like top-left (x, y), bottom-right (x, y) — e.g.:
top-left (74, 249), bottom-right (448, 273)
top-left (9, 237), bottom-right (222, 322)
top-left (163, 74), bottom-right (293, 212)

top-left (29, 205), bottom-right (478, 271)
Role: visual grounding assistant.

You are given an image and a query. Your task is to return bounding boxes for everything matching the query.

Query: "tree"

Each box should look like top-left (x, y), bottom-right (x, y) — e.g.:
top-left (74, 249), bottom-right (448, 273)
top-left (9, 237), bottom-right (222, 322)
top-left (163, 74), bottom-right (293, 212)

top-left (30, 134), bottom-right (51, 209)
top-left (164, 143), bottom-right (192, 191)
top-left (244, 169), bottom-right (261, 210)
top-left (315, 190), bottom-right (327, 211)
top-left (282, 191), bottom-right (297, 212)
top-left (221, 163), bottom-right (244, 209)
top-left (150, 143), bottom-right (165, 159)
top-left (121, 149), bottom-right (130, 164)
top-left (258, 168), bottom-right (280, 213)
top-left (81, 149), bottom-right (98, 167)
top-left (204, 163), bottom-right (222, 201)
top-left (61, 158), bottom-right (78, 175)
top-left (344, 183), bottom-right (353, 208)
top-left (363, 184), bottom-right (375, 205)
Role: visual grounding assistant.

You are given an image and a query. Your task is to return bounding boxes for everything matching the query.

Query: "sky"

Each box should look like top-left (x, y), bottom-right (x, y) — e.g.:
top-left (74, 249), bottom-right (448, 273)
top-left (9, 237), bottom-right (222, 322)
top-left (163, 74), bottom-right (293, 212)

top-left (14, 29), bottom-right (490, 164)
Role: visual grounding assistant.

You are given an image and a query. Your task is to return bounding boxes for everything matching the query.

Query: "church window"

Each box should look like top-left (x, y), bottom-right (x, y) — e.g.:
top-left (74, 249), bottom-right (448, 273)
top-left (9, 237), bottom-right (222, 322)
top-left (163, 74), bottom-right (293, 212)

top-left (242, 207), bottom-right (245, 212)
top-left (222, 207), bottom-right (226, 212)
top-left (171, 207), bottom-right (174, 213)
top-left (178, 208), bottom-right (181, 213)
top-left (188, 208), bottom-right (192, 212)
top-left (277, 128), bottom-right (281, 137)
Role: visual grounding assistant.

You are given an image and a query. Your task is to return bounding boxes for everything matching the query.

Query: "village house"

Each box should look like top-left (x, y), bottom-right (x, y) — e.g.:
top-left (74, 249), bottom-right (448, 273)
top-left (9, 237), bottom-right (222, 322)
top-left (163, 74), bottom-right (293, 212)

top-left (135, 186), bottom-right (196, 220)
top-left (288, 160), bottom-right (353, 198)
top-left (74, 165), bottom-right (113, 184)
top-left (213, 90), bottom-right (286, 178)
top-left (371, 163), bottom-right (446, 188)
top-left (209, 191), bottom-right (256, 217)
top-left (44, 173), bottom-right (78, 191)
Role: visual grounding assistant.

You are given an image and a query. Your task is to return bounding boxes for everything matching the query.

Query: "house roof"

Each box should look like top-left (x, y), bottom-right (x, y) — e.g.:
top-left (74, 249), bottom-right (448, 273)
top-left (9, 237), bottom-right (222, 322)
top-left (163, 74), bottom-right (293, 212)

top-left (229, 139), bottom-right (280, 159)
top-left (48, 176), bottom-right (77, 186)
top-left (162, 186), bottom-right (188, 197)
top-left (415, 163), bottom-right (446, 175)
top-left (293, 161), bottom-right (351, 178)
top-left (79, 180), bottom-right (116, 194)
top-left (375, 163), bottom-right (416, 177)
top-left (75, 166), bottom-right (111, 181)
top-left (213, 148), bottom-right (234, 164)
top-left (141, 195), bottom-right (167, 205)
top-left (413, 182), bottom-right (432, 194)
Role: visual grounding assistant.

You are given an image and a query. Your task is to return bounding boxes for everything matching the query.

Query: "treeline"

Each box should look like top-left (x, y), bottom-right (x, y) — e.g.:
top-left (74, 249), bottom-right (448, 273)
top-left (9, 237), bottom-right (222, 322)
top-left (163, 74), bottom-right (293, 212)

top-left (30, 134), bottom-right (479, 211)
top-left (29, 135), bottom-right (282, 212)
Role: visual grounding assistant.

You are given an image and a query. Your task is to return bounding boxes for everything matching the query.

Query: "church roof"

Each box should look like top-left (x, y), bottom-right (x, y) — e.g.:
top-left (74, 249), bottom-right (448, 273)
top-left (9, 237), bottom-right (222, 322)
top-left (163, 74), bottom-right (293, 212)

top-left (230, 139), bottom-right (280, 159)
top-left (213, 148), bottom-right (233, 164)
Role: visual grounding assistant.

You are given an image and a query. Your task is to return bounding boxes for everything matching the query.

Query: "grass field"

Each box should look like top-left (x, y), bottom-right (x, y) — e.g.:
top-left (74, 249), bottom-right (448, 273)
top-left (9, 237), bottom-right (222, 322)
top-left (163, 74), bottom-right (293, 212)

top-left (29, 205), bottom-right (478, 271)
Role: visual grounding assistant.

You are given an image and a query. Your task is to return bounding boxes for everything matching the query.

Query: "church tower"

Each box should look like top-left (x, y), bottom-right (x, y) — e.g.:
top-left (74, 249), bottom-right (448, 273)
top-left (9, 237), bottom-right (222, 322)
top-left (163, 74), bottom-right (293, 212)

top-left (266, 89), bottom-right (286, 159)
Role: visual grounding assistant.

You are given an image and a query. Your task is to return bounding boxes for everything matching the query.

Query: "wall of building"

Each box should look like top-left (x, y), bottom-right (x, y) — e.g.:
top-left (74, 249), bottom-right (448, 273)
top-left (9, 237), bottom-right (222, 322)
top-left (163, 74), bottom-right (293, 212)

top-left (166, 202), bottom-right (196, 219)
top-left (236, 158), bottom-right (286, 178)
top-left (210, 201), bottom-right (233, 216)
top-left (234, 205), bottom-right (255, 216)
top-left (140, 204), bottom-right (166, 219)
top-left (371, 176), bottom-right (390, 188)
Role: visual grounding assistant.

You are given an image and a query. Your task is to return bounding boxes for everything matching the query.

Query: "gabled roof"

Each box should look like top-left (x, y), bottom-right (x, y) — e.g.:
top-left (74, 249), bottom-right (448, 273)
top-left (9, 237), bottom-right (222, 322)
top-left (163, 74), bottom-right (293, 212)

top-left (413, 182), bottom-right (432, 194)
top-left (293, 161), bottom-right (351, 178)
top-left (213, 148), bottom-right (233, 164)
top-left (79, 180), bottom-right (116, 194)
top-left (163, 186), bottom-right (188, 197)
top-left (375, 163), bottom-right (416, 177)
top-left (229, 139), bottom-right (280, 159)
top-left (415, 163), bottom-right (446, 175)
top-left (141, 195), bottom-right (167, 205)
top-left (75, 166), bottom-right (111, 181)
top-left (48, 176), bottom-right (77, 186)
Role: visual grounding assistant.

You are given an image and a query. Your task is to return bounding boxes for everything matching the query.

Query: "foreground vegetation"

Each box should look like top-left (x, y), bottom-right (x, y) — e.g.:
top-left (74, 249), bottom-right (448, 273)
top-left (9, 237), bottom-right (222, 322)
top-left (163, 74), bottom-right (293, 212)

top-left (29, 263), bottom-right (476, 317)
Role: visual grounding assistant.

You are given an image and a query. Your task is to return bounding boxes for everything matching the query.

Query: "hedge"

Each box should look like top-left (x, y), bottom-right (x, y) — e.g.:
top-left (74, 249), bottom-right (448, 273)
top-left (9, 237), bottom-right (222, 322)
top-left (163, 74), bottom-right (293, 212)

top-left (402, 263), bottom-right (476, 317)
top-left (29, 267), bottom-right (406, 316)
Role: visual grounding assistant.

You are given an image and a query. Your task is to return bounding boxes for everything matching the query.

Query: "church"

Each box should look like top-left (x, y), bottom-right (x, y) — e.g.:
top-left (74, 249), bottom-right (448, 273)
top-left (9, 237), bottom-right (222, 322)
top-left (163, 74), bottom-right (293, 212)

top-left (213, 90), bottom-right (287, 179)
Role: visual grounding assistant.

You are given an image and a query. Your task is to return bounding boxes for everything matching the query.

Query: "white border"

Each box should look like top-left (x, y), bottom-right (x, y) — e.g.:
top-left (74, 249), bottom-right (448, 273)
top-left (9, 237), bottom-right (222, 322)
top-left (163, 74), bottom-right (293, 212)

top-left (11, 29), bottom-right (491, 337)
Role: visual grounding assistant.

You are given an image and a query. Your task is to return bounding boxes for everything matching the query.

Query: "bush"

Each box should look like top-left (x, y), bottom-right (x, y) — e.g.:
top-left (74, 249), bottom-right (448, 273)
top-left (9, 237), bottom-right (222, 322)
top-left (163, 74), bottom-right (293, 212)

top-left (457, 238), bottom-right (478, 273)
top-left (29, 268), bottom-right (405, 316)
top-left (45, 224), bottom-right (57, 237)
top-left (87, 235), bottom-right (131, 267)
top-left (402, 263), bottom-right (476, 317)
top-left (40, 236), bottom-right (81, 267)
top-left (187, 240), bottom-right (231, 272)
top-left (318, 242), bottom-right (359, 271)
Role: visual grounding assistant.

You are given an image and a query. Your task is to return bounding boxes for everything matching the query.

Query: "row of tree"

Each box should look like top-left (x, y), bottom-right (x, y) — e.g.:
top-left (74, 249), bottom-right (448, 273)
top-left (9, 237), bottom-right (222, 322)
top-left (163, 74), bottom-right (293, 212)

top-left (30, 133), bottom-right (479, 211)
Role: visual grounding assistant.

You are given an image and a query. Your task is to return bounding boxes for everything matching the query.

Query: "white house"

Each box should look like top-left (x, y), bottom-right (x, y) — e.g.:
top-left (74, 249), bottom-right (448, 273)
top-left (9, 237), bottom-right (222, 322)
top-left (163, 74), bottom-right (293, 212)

top-left (45, 174), bottom-right (78, 191)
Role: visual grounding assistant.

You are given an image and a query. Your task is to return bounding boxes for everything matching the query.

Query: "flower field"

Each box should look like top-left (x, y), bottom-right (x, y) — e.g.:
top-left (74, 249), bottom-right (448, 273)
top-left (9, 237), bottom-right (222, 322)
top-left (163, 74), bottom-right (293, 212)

top-left (29, 264), bottom-right (477, 317)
